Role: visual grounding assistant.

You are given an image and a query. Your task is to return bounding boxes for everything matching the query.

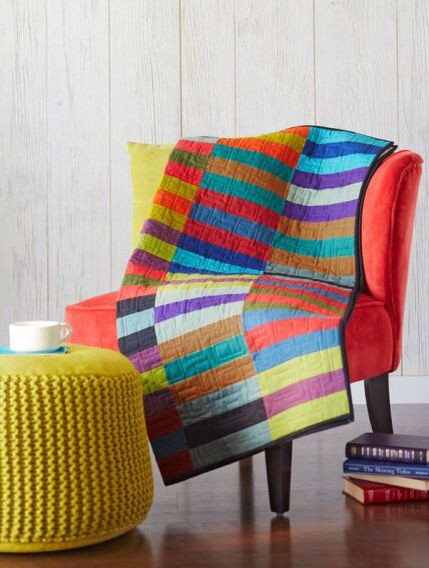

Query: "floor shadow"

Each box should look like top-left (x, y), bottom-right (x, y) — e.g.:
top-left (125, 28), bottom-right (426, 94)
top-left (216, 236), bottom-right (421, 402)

top-left (0, 528), bottom-right (154, 568)
top-left (157, 457), bottom-right (292, 567)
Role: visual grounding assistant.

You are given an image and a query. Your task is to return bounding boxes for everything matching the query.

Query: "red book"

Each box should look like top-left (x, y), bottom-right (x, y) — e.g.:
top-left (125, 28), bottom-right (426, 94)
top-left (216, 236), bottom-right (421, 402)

top-left (343, 476), bottom-right (429, 505)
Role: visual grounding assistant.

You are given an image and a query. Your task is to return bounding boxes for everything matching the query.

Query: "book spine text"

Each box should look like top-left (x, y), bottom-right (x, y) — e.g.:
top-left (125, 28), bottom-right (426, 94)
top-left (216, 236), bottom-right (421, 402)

top-left (343, 461), bottom-right (429, 478)
top-left (346, 443), bottom-right (426, 464)
top-left (365, 488), bottom-right (429, 504)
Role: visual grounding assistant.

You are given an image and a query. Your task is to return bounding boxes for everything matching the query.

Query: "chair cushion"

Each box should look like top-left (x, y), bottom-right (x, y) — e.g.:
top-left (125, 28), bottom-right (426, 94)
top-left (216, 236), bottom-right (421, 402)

top-left (65, 289), bottom-right (393, 384)
top-left (65, 291), bottom-right (120, 352)
top-left (128, 142), bottom-right (174, 249)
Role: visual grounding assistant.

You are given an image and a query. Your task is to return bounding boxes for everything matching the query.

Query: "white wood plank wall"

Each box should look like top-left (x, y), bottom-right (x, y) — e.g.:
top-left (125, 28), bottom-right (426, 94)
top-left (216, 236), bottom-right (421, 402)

top-left (1, 0), bottom-right (428, 397)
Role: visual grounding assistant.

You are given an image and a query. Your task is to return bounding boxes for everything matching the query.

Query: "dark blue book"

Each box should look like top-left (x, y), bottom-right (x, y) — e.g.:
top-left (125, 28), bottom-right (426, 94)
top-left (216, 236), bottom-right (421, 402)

top-left (346, 432), bottom-right (429, 464)
top-left (343, 459), bottom-right (429, 478)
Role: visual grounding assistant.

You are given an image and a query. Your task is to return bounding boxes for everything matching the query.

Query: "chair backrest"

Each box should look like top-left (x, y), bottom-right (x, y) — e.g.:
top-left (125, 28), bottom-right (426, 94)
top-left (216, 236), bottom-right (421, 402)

top-left (361, 150), bottom-right (423, 370)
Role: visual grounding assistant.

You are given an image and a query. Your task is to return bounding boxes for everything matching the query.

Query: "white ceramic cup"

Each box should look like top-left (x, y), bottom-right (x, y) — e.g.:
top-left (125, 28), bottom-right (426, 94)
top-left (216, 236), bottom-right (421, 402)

top-left (9, 321), bottom-right (72, 353)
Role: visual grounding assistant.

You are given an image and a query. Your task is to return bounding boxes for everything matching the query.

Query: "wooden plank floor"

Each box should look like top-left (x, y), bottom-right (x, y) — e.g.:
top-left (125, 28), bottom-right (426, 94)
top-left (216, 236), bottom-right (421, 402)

top-left (1, 405), bottom-right (429, 567)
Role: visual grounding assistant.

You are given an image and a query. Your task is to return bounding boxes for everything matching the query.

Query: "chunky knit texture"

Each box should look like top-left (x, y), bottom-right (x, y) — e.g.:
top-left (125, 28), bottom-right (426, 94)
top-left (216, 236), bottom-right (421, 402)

top-left (0, 345), bottom-right (153, 552)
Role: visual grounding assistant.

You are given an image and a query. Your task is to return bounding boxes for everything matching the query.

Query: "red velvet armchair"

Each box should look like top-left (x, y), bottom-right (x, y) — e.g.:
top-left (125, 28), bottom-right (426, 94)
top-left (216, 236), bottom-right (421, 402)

top-left (65, 149), bottom-right (423, 513)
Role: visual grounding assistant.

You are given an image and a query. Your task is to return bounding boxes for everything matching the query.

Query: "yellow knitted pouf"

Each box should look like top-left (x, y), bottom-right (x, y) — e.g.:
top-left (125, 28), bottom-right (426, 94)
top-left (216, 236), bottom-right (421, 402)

top-left (0, 344), bottom-right (153, 552)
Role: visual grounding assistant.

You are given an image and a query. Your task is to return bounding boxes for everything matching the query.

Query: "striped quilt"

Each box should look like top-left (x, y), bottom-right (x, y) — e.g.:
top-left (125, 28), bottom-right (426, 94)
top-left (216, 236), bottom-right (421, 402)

top-left (117, 126), bottom-right (394, 483)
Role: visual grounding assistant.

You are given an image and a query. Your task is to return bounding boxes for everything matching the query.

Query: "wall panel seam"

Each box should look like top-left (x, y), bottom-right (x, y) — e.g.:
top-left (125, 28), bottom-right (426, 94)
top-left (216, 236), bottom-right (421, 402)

top-left (313, 0), bottom-right (317, 123)
top-left (179, 0), bottom-right (183, 138)
top-left (108, 0), bottom-right (112, 291)
top-left (46, 0), bottom-right (50, 319)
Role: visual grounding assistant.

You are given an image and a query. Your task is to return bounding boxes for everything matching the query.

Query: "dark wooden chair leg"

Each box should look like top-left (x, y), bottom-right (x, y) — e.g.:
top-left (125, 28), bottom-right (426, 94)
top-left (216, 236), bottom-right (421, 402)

top-left (265, 441), bottom-right (293, 515)
top-left (364, 373), bottom-right (393, 433)
top-left (239, 456), bottom-right (253, 470)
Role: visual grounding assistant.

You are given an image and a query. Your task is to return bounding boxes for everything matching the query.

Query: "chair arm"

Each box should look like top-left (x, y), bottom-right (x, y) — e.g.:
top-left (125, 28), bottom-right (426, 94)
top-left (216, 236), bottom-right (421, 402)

top-left (361, 150), bottom-right (423, 371)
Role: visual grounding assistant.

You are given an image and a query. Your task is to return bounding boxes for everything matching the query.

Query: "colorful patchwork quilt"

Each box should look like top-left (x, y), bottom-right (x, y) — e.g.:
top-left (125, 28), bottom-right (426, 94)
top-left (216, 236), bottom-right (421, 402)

top-left (116, 126), bottom-right (394, 484)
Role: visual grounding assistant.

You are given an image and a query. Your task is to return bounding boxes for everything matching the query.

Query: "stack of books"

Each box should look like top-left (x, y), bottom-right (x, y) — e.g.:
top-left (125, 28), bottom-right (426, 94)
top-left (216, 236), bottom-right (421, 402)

top-left (342, 433), bottom-right (429, 505)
